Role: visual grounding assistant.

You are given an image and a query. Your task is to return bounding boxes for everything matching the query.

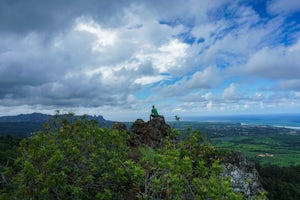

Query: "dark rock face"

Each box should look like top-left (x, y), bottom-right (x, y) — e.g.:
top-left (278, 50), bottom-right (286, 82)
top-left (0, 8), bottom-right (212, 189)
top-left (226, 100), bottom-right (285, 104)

top-left (129, 117), bottom-right (171, 148)
top-left (220, 152), bottom-right (266, 198)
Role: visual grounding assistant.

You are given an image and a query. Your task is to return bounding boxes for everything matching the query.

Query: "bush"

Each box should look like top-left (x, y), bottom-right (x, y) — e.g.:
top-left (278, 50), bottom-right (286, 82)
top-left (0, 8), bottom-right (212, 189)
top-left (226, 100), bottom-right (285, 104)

top-left (258, 165), bottom-right (300, 200)
top-left (137, 131), bottom-right (243, 199)
top-left (2, 114), bottom-right (143, 199)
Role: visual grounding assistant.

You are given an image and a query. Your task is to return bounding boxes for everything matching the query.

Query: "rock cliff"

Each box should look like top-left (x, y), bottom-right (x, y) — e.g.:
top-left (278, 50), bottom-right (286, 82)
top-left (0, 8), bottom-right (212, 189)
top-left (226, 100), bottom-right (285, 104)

top-left (127, 118), bottom-right (266, 198)
top-left (220, 151), bottom-right (266, 198)
top-left (129, 117), bottom-right (171, 148)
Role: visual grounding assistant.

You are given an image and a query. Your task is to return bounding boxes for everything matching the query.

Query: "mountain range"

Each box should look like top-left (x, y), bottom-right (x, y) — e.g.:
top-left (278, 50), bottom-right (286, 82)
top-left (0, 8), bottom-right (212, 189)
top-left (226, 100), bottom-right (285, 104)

top-left (0, 113), bottom-right (113, 138)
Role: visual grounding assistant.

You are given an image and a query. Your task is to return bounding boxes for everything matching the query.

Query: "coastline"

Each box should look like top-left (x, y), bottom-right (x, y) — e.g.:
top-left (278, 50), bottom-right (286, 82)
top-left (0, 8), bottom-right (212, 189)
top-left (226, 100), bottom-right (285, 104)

top-left (274, 126), bottom-right (300, 131)
top-left (183, 114), bottom-right (300, 131)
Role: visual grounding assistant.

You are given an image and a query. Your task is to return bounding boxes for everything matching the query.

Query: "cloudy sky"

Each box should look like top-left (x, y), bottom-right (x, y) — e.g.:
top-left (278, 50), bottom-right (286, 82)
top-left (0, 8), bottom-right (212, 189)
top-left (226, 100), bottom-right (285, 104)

top-left (0, 0), bottom-right (299, 121)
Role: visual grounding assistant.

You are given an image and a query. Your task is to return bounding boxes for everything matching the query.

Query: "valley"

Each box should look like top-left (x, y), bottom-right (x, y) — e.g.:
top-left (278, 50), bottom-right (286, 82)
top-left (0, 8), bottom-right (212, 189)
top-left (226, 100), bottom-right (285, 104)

top-left (174, 121), bottom-right (300, 166)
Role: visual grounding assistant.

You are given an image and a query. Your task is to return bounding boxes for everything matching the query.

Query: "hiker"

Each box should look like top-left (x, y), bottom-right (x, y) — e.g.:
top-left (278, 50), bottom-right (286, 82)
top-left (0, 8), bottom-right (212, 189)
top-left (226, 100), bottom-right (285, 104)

top-left (150, 105), bottom-right (165, 121)
top-left (150, 105), bottom-right (158, 120)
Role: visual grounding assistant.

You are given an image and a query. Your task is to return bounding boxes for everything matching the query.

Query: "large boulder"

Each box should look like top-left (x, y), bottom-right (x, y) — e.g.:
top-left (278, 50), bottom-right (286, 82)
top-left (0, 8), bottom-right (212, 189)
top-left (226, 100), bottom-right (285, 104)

top-left (220, 152), bottom-right (266, 198)
top-left (130, 117), bottom-right (171, 148)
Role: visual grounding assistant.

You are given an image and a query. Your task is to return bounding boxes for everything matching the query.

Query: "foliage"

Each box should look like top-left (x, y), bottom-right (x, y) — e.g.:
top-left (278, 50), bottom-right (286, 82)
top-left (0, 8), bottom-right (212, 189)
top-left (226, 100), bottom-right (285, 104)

top-left (1, 114), bottom-right (269, 199)
top-left (174, 115), bottom-right (180, 122)
top-left (176, 121), bottom-right (300, 167)
top-left (0, 122), bottom-right (44, 138)
top-left (0, 135), bottom-right (19, 166)
top-left (1, 114), bottom-right (143, 200)
top-left (257, 164), bottom-right (300, 200)
top-left (211, 134), bottom-right (300, 167)
top-left (137, 131), bottom-right (243, 199)
top-left (0, 135), bottom-right (20, 192)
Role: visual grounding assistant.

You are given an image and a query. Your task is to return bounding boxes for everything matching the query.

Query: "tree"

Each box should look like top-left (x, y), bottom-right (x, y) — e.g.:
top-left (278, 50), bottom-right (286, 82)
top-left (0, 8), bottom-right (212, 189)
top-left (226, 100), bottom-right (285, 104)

top-left (2, 114), bottom-right (143, 199)
top-left (258, 165), bottom-right (300, 200)
top-left (174, 115), bottom-right (180, 122)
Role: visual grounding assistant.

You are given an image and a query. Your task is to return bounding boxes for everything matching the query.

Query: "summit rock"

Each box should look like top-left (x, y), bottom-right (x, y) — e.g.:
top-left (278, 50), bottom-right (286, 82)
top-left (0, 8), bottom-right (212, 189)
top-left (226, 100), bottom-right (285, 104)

top-left (129, 117), bottom-right (171, 148)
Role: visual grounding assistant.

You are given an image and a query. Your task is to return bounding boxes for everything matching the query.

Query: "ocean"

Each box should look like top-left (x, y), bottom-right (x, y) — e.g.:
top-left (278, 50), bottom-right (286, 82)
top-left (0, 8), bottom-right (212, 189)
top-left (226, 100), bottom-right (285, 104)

top-left (183, 114), bottom-right (300, 130)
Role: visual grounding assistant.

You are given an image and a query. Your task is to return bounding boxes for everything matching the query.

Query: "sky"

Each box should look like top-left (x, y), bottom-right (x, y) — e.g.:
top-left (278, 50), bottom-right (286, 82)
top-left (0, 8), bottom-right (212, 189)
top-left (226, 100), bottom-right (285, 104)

top-left (0, 0), bottom-right (299, 121)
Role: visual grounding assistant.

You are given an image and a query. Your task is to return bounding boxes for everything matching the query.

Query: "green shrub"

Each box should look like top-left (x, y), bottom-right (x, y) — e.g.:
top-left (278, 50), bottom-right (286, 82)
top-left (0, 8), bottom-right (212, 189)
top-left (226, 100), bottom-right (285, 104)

top-left (2, 114), bottom-right (143, 199)
top-left (1, 114), bottom-right (268, 199)
top-left (137, 131), bottom-right (243, 199)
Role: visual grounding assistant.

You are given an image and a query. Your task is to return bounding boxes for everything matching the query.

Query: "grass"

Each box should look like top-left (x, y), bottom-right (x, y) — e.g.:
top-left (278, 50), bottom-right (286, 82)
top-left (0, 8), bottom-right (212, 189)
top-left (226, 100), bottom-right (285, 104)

top-left (211, 135), bottom-right (300, 167)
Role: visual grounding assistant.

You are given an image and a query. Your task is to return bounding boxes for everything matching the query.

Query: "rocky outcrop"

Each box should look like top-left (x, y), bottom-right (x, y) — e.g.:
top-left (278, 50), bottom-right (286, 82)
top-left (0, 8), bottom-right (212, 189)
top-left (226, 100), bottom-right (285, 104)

top-left (129, 117), bottom-right (171, 148)
top-left (128, 118), bottom-right (266, 198)
top-left (220, 152), bottom-right (266, 198)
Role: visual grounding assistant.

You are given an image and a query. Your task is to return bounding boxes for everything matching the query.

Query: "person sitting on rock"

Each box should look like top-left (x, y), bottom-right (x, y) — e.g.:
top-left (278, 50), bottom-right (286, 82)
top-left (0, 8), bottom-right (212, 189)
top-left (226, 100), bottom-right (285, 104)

top-left (150, 105), bottom-right (165, 121)
top-left (150, 105), bottom-right (158, 120)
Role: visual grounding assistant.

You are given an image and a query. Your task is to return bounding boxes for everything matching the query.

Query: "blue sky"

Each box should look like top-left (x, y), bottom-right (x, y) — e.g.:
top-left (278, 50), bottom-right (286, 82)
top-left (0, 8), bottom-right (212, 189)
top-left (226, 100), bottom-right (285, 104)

top-left (0, 0), bottom-right (299, 121)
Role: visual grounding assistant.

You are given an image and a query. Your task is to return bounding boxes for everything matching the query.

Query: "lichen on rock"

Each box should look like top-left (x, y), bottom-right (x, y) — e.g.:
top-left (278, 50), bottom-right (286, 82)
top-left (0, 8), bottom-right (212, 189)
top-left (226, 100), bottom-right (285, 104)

top-left (220, 151), bottom-right (266, 198)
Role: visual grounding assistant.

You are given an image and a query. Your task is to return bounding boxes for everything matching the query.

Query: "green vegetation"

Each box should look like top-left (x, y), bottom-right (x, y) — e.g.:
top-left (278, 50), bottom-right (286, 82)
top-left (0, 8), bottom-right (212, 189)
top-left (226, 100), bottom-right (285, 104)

top-left (5, 115), bottom-right (300, 199)
top-left (0, 135), bottom-right (20, 166)
top-left (174, 121), bottom-right (300, 167)
top-left (174, 121), bottom-right (300, 199)
top-left (0, 135), bottom-right (20, 191)
top-left (0, 114), bottom-right (263, 199)
top-left (1, 115), bottom-right (143, 199)
top-left (0, 122), bottom-right (44, 138)
top-left (211, 135), bottom-right (300, 166)
top-left (0, 113), bottom-right (113, 138)
top-left (137, 131), bottom-right (243, 199)
top-left (258, 165), bottom-right (300, 200)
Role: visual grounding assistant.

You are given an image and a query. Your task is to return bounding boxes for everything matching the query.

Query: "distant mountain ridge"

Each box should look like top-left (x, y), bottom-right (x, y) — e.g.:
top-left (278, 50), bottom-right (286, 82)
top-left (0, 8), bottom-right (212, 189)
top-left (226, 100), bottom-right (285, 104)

top-left (0, 112), bottom-right (110, 123)
top-left (0, 113), bottom-right (113, 138)
top-left (0, 113), bottom-right (52, 123)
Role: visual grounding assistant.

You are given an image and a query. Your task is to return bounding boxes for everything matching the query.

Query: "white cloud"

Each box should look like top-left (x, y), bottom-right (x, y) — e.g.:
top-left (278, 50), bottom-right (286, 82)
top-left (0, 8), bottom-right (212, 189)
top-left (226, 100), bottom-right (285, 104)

top-left (0, 0), bottom-right (299, 120)
top-left (237, 41), bottom-right (300, 80)
top-left (294, 92), bottom-right (300, 98)
top-left (268, 0), bottom-right (300, 15)
top-left (75, 18), bottom-right (117, 52)
top-left (222, 83), bottom-right (240, 100)
top-left (155, 66), bottom-right (222, 97)
top-left (274, 79), bottom-right (300, 91)
top-left (186, 66), bottom-right (222, 89)
top-left (206, 101), bottom-right (213, 110)
top-left (134, 75), bottom-right (168, 85)
top-left (136, 38), bottom-right (190, 75)
top-left (156, 39), bottom-right (189, 73)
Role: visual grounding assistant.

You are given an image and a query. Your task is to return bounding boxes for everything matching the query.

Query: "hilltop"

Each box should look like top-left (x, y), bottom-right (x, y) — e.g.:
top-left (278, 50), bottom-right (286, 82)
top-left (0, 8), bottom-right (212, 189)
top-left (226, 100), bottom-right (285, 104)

top-left (0, 112), bottom-right (110, 123)
top-left (0, 112), bottom-right (52, 123)
top-left (127, 117), bottom-right (266, 199)
top-left (0, 114), bottom-right (267, 199)
top-left (0, 112), bottom-right (113, 137)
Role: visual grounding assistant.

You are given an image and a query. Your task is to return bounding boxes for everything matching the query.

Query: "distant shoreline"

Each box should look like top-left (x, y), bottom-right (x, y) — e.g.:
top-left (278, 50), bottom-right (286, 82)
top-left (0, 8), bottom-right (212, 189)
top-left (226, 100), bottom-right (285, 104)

top-left (273, 126), bottom-right (300, 130)
top-left (181, 114), bottom-right (300, 130)
top-left (239, 123), bottom-right (300, 131)
top-left (173, 121), bottom-right (300, 131)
